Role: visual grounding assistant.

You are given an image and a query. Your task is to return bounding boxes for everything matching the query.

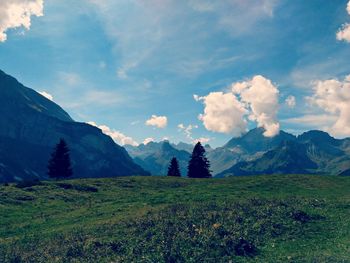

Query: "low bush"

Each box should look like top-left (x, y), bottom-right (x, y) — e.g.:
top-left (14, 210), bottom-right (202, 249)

top-left (15, 179), bottom-right (42, 189)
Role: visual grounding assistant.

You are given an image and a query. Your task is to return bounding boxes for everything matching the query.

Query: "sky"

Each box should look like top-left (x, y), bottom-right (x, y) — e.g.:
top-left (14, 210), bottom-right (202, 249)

top-left (1, 0), bottom-right (350, 147)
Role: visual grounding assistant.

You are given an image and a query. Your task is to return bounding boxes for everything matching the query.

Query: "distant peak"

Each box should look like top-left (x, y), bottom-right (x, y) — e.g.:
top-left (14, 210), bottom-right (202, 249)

top-left (298, 130), bottom-right (334, 141)
top-left (161, 141), bottom-right (173, 151)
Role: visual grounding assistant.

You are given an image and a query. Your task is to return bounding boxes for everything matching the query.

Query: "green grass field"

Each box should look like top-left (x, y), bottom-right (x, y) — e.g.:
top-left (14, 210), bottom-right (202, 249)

top-left (0, 175), bottom-right (349, 262)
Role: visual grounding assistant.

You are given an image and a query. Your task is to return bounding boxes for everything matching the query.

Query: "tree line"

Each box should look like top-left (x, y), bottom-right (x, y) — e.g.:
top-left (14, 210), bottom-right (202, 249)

top-left (48, 139), bottom-right (211, 179)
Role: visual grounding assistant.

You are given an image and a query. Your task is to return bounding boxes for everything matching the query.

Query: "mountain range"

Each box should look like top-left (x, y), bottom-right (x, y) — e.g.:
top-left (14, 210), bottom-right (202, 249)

top-left (126, 128), bottom-right (350, 177)
top-left (217, 130), bottom-right (350, 177)
top-left (1, 69), bottom-right (349, 182)
top-left (0, 69), bottom-right (148, 183)
top-left (125, 141), bottom-right (191, 176)
top-left (125, 141), bottom-right (213, 176)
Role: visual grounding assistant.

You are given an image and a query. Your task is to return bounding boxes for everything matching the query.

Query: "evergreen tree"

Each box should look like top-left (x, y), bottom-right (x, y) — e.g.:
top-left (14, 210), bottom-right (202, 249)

top-left (48, 139), bottom-right (73, 180)
top-left (167, 157), bottom-right (181, 177)
top-left (187, 142), bottom-right (211, 178)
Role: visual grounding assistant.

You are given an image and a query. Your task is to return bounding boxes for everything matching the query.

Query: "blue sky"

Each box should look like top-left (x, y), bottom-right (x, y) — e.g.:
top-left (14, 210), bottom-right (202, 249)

top-left (1, 0), bottom-right (350, 147)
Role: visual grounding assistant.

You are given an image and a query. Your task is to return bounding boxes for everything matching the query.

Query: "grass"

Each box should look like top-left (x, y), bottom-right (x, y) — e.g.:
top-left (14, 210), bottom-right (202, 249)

top-left (0, 175), bottom-right (349, 262)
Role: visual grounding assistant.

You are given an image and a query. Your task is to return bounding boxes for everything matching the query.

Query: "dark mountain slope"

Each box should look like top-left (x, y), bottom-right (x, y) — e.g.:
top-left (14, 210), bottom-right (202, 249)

top-left (225, 128), bottom-right (296, 153)
top-left (208, 128), bottom-right (296, 175)
top-left (218, 141), bottom-right (317, 177)
top-left (0, 70), bottom-right (148, 182)
top-left (219, 130), bottom-right (350, 177)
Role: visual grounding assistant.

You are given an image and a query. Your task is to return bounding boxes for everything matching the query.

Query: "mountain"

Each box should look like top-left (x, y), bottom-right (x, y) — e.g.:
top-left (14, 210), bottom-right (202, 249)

top-left (171, 142), bottom-right (194, 153)
top-left (218, 130), bottom-right (350, 177)
top-left (218, 141), bottom-right (317, 177)
top-left (125, 141), bottom-right (190, 176)
top-left (172, 142), bottom-right (212, 153)
top-left (224, 128), bottom-right (296, 153)
top-left (208, 128), bottom-right (296, 175)
top-left (0, 69), bottom-right (149, 182)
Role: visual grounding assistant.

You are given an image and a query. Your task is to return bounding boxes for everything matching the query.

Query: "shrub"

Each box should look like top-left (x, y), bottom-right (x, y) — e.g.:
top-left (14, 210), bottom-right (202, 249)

top-left (15, 179), bottom-right (42, 189)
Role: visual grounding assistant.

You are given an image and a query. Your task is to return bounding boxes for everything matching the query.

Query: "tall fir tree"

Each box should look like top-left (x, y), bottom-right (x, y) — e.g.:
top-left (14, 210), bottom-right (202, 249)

top-left (48, 139), bottom-right (73, 180)
top-left (187, 142), bottom-right (211, 178)
top-left (167, 157), bottom-right (181, 177)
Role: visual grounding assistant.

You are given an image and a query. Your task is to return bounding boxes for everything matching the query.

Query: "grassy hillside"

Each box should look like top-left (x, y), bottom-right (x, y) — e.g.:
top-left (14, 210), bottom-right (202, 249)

top-left (0, 175), bottom-right (349, 262)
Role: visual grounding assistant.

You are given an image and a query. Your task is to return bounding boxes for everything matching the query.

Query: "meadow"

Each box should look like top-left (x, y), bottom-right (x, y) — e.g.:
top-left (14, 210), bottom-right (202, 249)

top-left (0, 175), bottom-right (349, 262)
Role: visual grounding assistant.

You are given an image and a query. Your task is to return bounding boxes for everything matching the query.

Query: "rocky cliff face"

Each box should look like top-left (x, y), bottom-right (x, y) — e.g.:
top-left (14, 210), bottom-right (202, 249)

top-left (0, 70), bottom-right (149, 182)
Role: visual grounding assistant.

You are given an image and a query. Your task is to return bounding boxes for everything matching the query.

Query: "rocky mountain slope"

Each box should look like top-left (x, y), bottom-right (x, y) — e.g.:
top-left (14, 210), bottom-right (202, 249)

top-left (207, 128), bottom-right (297, 174)
top-left (218, 130), bottom-right (350, 177)
top-left (0, 69), bottom-right (149, 182)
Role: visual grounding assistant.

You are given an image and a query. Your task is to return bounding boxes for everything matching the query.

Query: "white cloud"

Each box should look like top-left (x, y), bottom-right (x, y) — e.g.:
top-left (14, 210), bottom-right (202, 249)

top-left (307, 75), bottom-right (350, 136)
top-left (232, 75), bottom-right (280, 137)
top-left (197, 91), bottom-right (248, 136)
top-left (178, 123), bottom-right (207, 144)
top-left (337, 24), bottom-right (350, 43)
top-left (87, 121), bottom-right (138, 146)
top-left (145, 115), bottom-right (168, 129)
top-left (178, 123), bottom-right (198, 139)
top-left (196, 75), bottom-right (280, 137)
top-left (193, 137), bottom-right (211, 144)
top-left (336, 1), bottom-right (350, 43)
top-left (143, 137), bottom-right (154, 145)
top-left (193, 94), bottom-right (201, 101)
top-left (285, 95), bottom-right (296, 108)
top-left (39, 91), bottom-right (53, 101)
top-left (0, 0), bottom-right (44, 42)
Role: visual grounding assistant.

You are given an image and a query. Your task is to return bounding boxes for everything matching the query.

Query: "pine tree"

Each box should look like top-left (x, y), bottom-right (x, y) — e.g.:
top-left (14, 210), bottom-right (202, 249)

top-left (48, 139), bottom-right (73, 180)
top-left (187, 142), bottom-right (211, 178)
top-left (167, 157), bottom-right (181, 177)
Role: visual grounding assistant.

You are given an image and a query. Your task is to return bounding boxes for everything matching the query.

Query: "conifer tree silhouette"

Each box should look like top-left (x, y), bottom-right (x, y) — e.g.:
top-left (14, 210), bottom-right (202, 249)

top-left (187, 142), bottom-right (211, 178)
top-left (167, 157), bottom-right (181, 177)
top-left (48, 139), bottom-right (73, 179)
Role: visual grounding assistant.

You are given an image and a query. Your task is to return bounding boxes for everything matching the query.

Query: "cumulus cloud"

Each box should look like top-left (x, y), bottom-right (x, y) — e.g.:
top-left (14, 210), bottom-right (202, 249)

top-left (39, 91), bottom-right (53, 101)
top-left (145, 115), bottom-right (168, 129)
top-left (307, 75), bottom-right (350, 136)
top-left (336, 1), bottom-right (350, 43)
top-left (337, 24), bottom-right (350, 43)
top-left (232, 75), bottom-right (280, 137)
top-left (143, 137), bottom-right (154, 145)
top-left (285, 95), bottom-right (296, 108)
top-left (196, 75), bottom-right (280, 137)
top-left (87, 121), bottom-right (138, 146)
top-left (197, 92), bottom-right (248, 136)
top-left (0, 0), bottom-right (44, 42)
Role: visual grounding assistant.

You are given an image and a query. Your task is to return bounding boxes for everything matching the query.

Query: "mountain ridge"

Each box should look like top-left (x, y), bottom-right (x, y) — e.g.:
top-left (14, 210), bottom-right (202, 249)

top-left (0, 69), bottom-right (149, 182)
top-left (218, 130), bottom-right (350, 177)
